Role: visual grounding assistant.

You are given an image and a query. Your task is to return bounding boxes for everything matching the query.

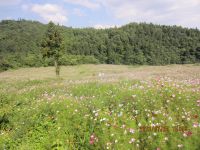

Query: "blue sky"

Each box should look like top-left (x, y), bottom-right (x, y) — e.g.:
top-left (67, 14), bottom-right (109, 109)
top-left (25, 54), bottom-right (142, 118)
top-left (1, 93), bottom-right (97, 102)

top-left (0, 0), bottom-right (200, 29)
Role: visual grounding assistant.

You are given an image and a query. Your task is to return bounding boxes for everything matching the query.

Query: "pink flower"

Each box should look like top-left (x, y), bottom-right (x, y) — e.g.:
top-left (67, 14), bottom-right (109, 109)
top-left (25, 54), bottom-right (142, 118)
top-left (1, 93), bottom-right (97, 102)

top-left (89, 133), bottom-right (98, 145)
top-left (193, 122), bottom-right (198, 128)
top-left (197, 100), bottom-right (200, 106)
top-left (157, 148), bottom-right (161, 150)
top-left (183, 131), bottom-right (192, 137)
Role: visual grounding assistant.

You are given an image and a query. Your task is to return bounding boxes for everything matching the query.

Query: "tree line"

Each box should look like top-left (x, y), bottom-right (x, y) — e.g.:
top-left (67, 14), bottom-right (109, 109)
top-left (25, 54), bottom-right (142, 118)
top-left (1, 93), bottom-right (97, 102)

top-left (0, 19), bottom-right (200, 72)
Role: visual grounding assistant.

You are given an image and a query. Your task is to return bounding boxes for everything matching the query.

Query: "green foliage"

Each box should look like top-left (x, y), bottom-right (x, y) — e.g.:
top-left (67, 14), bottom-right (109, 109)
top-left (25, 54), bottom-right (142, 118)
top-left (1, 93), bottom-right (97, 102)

top-left (60, 55), bottom-right (99, 65)
top-left (41, 22), bottom-right (63, 59)
top-left (0, 20), bottom-right (200, 71)
top-left (41, 21), bottom-right (64, 76)
top-left (0, 78), bottom-right (199, 149)
top-left (0, 58), bottom-right (13, 72)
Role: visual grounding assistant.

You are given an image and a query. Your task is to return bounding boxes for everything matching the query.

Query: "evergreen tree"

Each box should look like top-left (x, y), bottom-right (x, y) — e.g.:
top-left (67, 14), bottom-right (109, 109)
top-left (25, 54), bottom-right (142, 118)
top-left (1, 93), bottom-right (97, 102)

top-left (1, 20), bottom-right (200, 71)
top-left (41, 21), bottom-right (64, 76)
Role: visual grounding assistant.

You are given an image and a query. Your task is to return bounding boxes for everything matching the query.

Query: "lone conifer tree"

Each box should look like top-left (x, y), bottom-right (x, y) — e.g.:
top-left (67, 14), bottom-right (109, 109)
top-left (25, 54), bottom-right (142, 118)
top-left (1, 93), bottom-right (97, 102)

top-left (41, 21), bottom-right (64, 76)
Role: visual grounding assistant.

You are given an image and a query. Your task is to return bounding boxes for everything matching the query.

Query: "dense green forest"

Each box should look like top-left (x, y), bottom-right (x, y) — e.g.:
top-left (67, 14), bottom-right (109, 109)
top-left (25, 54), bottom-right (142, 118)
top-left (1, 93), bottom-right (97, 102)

top-left (0, 19), bottom-right (200, 71)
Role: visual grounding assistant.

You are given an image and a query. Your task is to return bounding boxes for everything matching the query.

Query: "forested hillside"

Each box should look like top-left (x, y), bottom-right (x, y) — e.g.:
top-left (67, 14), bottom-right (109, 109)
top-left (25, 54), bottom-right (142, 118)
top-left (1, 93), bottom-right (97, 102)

top-left (0, 20), bottom-right (200, 71)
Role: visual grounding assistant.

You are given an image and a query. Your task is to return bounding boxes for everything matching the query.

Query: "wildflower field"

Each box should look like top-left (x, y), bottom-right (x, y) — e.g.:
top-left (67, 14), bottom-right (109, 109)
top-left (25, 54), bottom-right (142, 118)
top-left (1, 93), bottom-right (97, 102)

top-left (0, 65), bottom-right (199, 150)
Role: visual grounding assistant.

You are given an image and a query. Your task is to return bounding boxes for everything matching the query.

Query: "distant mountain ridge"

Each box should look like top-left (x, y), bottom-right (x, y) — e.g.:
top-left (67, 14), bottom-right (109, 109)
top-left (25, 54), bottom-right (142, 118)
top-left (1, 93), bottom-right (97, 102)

top-left (0, 19), bottom-right (200, 71)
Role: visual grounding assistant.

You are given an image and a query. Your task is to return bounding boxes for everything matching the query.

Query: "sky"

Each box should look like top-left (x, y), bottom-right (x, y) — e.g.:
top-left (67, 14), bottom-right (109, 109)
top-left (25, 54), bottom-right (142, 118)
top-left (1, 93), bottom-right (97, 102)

top-left (0, 0), bottom-right (200, 29)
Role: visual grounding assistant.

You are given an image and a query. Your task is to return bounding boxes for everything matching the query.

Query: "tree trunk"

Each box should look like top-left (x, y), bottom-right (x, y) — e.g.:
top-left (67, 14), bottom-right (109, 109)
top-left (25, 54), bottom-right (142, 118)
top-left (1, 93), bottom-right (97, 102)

top-left (54, 59), bottom-right (60, 76)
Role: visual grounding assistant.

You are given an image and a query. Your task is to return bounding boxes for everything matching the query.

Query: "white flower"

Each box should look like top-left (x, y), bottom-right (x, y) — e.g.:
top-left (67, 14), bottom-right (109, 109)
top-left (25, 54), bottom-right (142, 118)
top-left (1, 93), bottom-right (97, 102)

top-left (132, 95), bottom-right (136, 98)
top-left (183, 133), bottom-right (187, 137)
top-left (135, 110), bottom-right (138, 114)
top-left (168, 117), bottom-right (172, 121)
top-left (129, 128), bottom-right (135, 134)
top-left (118, 112), bottom-right (123, 117)
top-left (121, 124), bottom-right (126, 128)
top-left (178, 144), bottom-right (183, 148)
top-left (164, 137), bottom-right (168, 141)
top-left (100, 118), bottom-right (107, 122)
top-left (129, 138), bottom-right (135, 144)
top-left (119, 104), bottom-right (123, 107)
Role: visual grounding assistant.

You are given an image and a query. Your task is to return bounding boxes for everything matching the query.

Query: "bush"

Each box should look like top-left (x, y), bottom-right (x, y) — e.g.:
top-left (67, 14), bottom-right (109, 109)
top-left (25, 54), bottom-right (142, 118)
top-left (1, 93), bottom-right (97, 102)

top-left (0, 59), bottom-right (13, 72)
top-left (60, 55), bottom-right (99, 65)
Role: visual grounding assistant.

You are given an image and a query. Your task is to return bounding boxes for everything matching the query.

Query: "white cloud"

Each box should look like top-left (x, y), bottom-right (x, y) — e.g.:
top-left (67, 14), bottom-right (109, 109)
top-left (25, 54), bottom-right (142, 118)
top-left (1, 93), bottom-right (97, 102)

top-left (73, 8), bottom-right (86, 17)
top-left (0, 0), bottom-right (21, 5)
top-left (6, 16), bottom-right (13, 19)
top-left (22, 4), bottom-right (29, 10)
top-left (64, 0), bottom-right (100, 10)
top-left (6, 0), bottom-right (199, 28)
top-left (94, 24), bottom-right (120, 29)
top-left (96, 0), bottom-right (200, 28)
top-left (28, 4), bottom-right (68, 25)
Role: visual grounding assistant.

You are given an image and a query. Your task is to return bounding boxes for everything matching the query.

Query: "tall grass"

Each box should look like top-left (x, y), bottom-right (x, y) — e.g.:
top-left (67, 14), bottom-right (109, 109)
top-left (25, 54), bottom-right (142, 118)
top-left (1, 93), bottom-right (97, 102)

top-left (0, 75), bottom-right (199, 149)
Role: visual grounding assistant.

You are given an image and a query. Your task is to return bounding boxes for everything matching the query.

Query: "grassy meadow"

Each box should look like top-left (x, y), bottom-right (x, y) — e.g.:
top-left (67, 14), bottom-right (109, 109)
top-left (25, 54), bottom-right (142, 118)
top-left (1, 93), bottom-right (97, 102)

top-left (0, 64), bottom-right (200, 150)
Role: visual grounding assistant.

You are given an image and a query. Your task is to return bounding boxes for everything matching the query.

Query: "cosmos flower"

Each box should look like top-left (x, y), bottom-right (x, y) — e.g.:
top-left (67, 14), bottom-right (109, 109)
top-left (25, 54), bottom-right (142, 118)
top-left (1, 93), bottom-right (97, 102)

top-left (119, 104), bottom-right (123, 107)
top-left (193, 122), bottom-right (198, 128)
top-left (171, 94), bottom-right (176, 98)
top-left (132, 95), bottom-right (136, 98)
top-left (129, 128), bottom-right (135, 134)
top-left (129, 138), bottom-right (135, 144)
top-left (89, 133), bottom-right (98, 145)
top-left (121, 124), bottom-right (126, 128)
top-left (183, 133), bottom-right (187, 137)
top-left (118, 112), bottom-right (123, 117)
top-left (95, 113), bottom-right (98, 117)
top-left (197, 100), bottom-right (200, 106)
top-left (184, 131), bottom-right (192, 137)
top-left (177, 144), bottom-right (183, 148)
top-left (164, 137), bottom-right (168, 141)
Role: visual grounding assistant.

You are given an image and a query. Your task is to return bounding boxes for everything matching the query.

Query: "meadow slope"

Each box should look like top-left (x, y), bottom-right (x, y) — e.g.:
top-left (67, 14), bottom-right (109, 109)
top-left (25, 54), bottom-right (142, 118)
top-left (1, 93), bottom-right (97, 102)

top-left (0, 65), bottom-right (199, 150)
